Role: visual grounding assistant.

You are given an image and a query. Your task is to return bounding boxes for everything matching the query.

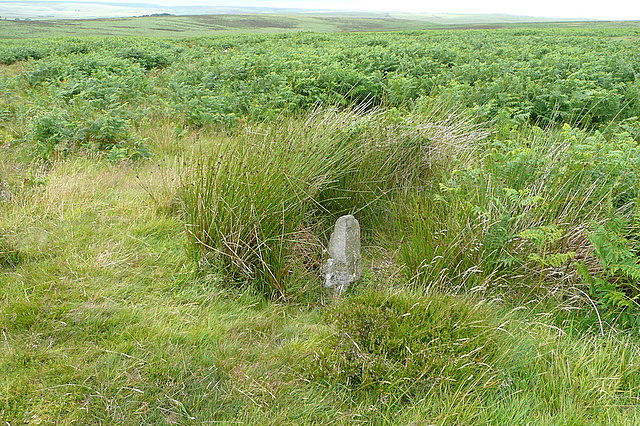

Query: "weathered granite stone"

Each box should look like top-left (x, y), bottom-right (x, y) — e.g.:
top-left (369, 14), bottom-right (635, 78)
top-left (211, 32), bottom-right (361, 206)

top-left (323, 215), bottom-right (362, 297)
top-left (0, 180), bottom-right (12, 202)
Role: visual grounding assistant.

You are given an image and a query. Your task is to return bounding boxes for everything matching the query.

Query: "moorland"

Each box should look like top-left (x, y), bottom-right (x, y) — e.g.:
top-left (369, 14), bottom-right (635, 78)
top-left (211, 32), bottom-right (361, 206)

top-left (2, 16), bottom-right (640, 424)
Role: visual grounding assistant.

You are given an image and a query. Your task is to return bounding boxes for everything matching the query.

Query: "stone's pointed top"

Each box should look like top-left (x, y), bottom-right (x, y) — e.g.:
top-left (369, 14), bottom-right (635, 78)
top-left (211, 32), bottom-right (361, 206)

top-left (323, 215), bottom-right (362, 297)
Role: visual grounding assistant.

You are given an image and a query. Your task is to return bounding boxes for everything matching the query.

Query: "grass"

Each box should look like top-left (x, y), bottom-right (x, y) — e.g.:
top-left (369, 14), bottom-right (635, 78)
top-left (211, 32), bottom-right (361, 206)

top-left (0, 12), bottom-right (631, 39)
top-left (179, 110), bottom-right (362, 299)
top-left (0, 14), bottom-right (444, 39)
top-left (2, 105), bottom-right (640, 423)
top-left (3, 23), bottom-right (640, 420)
top-left (178, 105), bottom-right (487, 299)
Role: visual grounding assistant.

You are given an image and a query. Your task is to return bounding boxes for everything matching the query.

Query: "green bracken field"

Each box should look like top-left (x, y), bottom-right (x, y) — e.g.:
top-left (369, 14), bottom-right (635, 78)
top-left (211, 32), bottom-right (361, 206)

top-left (3, 15), bottom-right (640, 423)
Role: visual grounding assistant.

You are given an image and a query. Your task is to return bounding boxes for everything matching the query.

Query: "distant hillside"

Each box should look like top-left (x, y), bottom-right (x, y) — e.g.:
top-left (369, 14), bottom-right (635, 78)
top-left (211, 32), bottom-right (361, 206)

top-left (0, 13), bottom-right (600, 39)
top-left (0, 2), bottom-right (602, 38)
top-left (389, 13), bottom-right (588, 24)
top-left (0, 1), bottom-right (583, 22)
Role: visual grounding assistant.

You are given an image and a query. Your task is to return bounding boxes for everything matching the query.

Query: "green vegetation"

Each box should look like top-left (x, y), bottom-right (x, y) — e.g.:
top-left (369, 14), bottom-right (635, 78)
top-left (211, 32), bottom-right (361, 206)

top-left (0, 11), bottom-right (585, 39)
top-left (0, 13), bottom-right (488, 39)
top-left (3, 22), bottom-right (640, 423)
top-left (180, 111), bottom-right (361, 298)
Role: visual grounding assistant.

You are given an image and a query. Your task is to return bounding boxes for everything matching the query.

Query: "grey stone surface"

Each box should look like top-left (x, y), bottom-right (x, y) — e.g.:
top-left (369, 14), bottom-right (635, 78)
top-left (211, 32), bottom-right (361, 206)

top-left (323, 215), bottom-right (362, 297)
top-left (0, 180), bottom-right (12, 202)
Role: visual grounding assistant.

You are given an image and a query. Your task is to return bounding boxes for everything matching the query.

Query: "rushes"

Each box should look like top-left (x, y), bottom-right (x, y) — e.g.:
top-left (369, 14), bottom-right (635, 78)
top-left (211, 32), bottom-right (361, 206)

top-left (179, 109), bottom-right (362, 298)
top-left (396, 121), bottom-right (640, 293)
top-left (179, 104), bottom-right (485, 298)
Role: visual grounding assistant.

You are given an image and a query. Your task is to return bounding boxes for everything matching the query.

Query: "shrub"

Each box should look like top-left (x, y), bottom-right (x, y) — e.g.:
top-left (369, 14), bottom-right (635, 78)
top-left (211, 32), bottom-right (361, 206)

top-left (310, 288), bottom-right (510, 401)
top-left (117, 47), bottom-right (171, 70)
top-left (27, 110), bottom-right (150, 162)
top-left (576, 219), bottom-right (640, 327)
top-left (29, 113), bottom-right (74, 159)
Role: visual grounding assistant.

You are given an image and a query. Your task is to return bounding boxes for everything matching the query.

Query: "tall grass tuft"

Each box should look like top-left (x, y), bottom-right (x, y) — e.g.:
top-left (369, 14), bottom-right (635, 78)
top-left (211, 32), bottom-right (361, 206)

top-left (395, 120), bottom-right (640, 311)
top-left (179, 104), bottom-right (486, 298)
top-left (316, 102), bottom-right (487, 230)
top-left (179, 109), bottom-right (366, 298)
top-left (0, 235), bottom-right (21, 267)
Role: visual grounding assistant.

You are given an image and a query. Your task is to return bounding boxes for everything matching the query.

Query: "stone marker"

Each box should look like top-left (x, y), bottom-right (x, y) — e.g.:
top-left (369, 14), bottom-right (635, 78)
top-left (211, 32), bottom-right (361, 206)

top-left (323, 215), bottom-right (362, 297)
top-left (0, 180), bottom-right (12, 202)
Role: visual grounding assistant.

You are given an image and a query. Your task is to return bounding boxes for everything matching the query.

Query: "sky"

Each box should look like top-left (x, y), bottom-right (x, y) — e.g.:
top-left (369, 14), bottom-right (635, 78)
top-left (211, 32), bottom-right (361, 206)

top-left (11, 0), bottom-right (640, 20)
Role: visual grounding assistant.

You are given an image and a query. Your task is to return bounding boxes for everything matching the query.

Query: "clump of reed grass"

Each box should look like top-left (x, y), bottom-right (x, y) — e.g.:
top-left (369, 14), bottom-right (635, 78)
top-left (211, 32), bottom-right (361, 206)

top-left (395, 120), bottom-right (640, 312)
top-left (179, 109), bottom-right (365, 298)
top-left (317, 102), bottom-right (487, 227)
top-left (179, 104), bottom-right (485, 299)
